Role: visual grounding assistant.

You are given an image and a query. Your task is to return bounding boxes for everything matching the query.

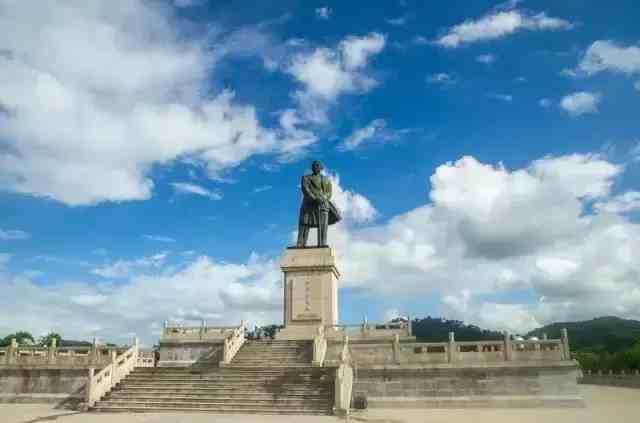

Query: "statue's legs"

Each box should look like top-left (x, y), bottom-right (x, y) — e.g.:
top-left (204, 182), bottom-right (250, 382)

top-left (318, 210), bottom-right (329, 247)
top-left (297, 224), bottom-right (310, 247)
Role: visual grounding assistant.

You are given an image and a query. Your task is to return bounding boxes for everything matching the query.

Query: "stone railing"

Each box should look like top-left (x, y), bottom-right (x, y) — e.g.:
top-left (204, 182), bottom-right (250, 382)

top-left (0, 338), bottom-right (127, 368)
top-left (136, 350), bottom-right (155, 367)
top-left (220, 321), bottom-right (245, 366)
top-left (85, 337), bottom-right (139, 408)
top-left (334, 336), bottom-right (354, 415)
top-left (324, 329), bottom-right (571, 367)
top-left (161, 320), bottom-right (240, 342)
top-left (325, 321), bottom-right (411, 340)
top-left (401, 331), bottom-right (566, 364)
top-left (312, 325), bottom-right (327, 367)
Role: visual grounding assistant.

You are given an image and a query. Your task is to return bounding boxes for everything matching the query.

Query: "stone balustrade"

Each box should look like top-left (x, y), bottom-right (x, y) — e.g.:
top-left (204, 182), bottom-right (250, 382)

top-left (86, 337), bottom-right (139, 408)
top-left (312, 325), bottom-right (327, 367)
top-left (161, 320), bottom-right (240, 342)
top-left (325, 321), bottom-right (411, 340)
top-left (220, 321), bottom-right (246, 366)
top-left (136, 350), bottom-right (155, 367)
top-left (0, 338), bottom-right (128, 368)
top-left (323, 329), bottom-right (571, 367)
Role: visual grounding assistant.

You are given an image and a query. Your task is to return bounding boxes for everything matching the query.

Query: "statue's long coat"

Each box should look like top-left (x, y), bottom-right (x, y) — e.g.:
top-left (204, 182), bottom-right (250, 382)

top-left (298, 174), bottom-right (341, 227)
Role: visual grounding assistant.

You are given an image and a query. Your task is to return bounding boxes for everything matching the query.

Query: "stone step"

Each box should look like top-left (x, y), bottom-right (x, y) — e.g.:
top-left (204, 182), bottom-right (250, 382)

top-left (114, 386), bottom-right (331, 393)
top-left (92, 405), bottom-right (331, 415)
top-left (133, 367), bottom-right (321, 373)
top-left (225, 364), bottom-right (313, 368)
top-left (96, 399), bottom-right (330, 408)
top-left (126, 374), bottom-right (331, 383)
top-left (104, 394), bottom-right (331, 403)
top-left (108, 390), bottom-right (331, 398)
top-left (232, 354), bottom-right (311, 358)
top-left (125, 372), bottom-right (328, 379)
top-left (123, 373), bottom-right (330, 380)
top-left (118, 383), bottom-right (331, 390)
top-left (238, 346), bottom-right (311, 354)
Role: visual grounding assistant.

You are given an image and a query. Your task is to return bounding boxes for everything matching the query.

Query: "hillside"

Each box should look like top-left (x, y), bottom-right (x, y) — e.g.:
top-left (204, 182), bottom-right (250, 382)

top-left (412, 316), bottom-right (503, 342)
top-left (527, 316), bottom-right (640, 353)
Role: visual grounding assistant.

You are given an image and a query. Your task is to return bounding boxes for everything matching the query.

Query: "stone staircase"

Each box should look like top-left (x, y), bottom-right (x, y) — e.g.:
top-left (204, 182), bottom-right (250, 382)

top-left (92, 340), bottom-right (334, 415)
top-left (228, 339), bottom-right (313, 367)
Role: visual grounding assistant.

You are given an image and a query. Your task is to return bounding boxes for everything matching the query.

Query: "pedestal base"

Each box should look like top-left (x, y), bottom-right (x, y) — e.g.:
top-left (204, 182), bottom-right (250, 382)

top-left (276, 246), bottom-right (340, 340)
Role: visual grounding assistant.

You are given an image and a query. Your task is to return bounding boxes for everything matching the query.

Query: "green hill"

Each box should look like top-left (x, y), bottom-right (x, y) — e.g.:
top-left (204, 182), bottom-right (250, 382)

top-left (527, 316), bottom-right (640, 353)
top-left (412, 316), bottom-right (503, 342)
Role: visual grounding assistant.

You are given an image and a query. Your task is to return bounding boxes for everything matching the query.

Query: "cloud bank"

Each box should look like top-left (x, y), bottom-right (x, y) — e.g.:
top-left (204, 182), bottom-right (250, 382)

top-left (3, 153), bottom-right (637, 342)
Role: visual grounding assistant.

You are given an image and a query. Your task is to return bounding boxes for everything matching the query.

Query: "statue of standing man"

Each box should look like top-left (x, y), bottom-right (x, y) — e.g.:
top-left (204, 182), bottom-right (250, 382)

top-left (297, 161), bottom-right (341, 247)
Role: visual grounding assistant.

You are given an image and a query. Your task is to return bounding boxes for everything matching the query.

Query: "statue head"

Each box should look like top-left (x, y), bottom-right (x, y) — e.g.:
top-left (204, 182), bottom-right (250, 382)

top-left (311, 160), bottom-right (323, 175)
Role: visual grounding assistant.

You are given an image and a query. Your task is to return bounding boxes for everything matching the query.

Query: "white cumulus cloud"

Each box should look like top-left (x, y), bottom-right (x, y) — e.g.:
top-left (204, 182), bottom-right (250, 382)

top-left (476, 54), bottom-right (496, 64)
top-left (0, 229), bottom-right (30, 240)
top-left (427, 73), bottom-right (456, 85)
top-left (286, 33), bottom-right (385, 123)
top-left (560, 92), bottom-right (601, 117)
top-left (171, 182), bottom-right (222, 200)
top-left (0, 1), bottom-right (319, 206)
top-left (315, 7), bottom-right (332, 20)
top-left (574, 40), bottom-right (640, 76)
top-left (434, 9), bottom-right (572, 48)
top-left (594, 191), bottom-right (640, 214)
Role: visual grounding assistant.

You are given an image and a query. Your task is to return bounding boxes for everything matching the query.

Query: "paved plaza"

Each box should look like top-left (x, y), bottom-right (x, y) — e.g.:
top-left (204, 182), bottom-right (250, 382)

top-left (3, 385), bottom-right (639, 423)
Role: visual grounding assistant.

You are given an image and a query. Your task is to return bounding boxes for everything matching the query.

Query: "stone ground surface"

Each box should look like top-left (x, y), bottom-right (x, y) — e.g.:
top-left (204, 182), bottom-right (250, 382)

top-left (2, 386), bottom-right (640, 423)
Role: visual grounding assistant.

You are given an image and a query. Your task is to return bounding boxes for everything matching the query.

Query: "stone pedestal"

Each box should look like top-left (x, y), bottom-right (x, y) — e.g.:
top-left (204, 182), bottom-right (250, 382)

top-left (277, 247), bottom-right (340, 340)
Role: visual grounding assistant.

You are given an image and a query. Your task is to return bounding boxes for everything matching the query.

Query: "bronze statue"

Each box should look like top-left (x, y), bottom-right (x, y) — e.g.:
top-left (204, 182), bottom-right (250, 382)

top-left (297, 161), bottom-right (341, 247)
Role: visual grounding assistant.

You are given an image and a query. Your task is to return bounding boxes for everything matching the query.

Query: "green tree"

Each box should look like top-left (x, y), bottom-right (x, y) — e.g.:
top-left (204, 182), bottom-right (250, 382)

top-left (39, 332), bottom-right (62, 347)
top-left (1, 331), bottom-right (35, 346)
top-left (260, 324), bottom-right (284, 339)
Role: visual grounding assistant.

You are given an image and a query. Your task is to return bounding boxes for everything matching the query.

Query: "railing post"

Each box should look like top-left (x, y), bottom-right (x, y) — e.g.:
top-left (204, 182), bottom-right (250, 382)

top-left (393, 334), bottom-right (401, 364)
top-left (110, 350), bottom-right (117, 384)
top-left (86, 367), bottom-right (95, 408)
top-left (222, 338), bottom-right (229, 364)
top-left (504, 332), bottom-right (512, 361)
top-left (448, 332), bottom-right (455, 363)
top-left (7, 338), bottom-right (17, 365)
top-left (133, 337), bottom-right (139, 367)
top-left (48, 337), bottom-right (57, 365)
top-left (561, 328), bottom-right (570, 360)
top-left (90, 337), bottom-right (98, 365)
top-left (200, 320), bottom-right (205, 341)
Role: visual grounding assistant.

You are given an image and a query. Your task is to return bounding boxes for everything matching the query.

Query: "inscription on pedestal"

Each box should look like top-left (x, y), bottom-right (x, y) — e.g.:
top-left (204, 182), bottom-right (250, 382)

top-left (291, 274), bottom-right (322, 321)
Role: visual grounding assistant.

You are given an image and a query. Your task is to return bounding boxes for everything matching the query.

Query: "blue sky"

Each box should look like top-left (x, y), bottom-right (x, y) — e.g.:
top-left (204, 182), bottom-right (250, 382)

top-left (1, 0), bottom-right (639, 345)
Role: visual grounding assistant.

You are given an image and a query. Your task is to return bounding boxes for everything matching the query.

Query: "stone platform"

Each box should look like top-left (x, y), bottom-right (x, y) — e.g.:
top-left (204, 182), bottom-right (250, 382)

top-left (355, 362), bottom-right (583, 408)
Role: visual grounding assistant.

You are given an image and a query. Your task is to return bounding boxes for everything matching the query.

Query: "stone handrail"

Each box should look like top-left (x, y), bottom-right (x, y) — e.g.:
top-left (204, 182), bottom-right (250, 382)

top-left (312, 325), bottom-right (327, 367)
top-left (85, 338), bottom-right (139, 408)
top-left (220, 321), bottom-right (245, 366)
top-left (136, 350), bottom-right (155, 367)
top-left (325, 330), bottom-right (572, 367)
top-left (1, 338), bottom-right (127, 367)
top-left (325, 321), bottom-right (411, 340)
top-left (162, 320), bottom-right (239, 341)
top-left (334, 335), bottom-right (354, 415)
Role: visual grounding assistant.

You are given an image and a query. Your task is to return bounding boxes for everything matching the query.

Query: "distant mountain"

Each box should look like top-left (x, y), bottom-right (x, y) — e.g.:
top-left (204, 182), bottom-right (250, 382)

top-left (527, 316), bottom-right (640, 353)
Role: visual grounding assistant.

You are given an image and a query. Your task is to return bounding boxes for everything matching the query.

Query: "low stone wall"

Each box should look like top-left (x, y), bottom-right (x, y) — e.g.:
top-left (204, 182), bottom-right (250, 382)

top-left (158, 341), bottom-right (224, 367)
top-left (579, 372), bottom-right (640, 389)
top-left (353, 362), bottom-right (583, 408)
top-left (0, 367), bottom-right (88, 408)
